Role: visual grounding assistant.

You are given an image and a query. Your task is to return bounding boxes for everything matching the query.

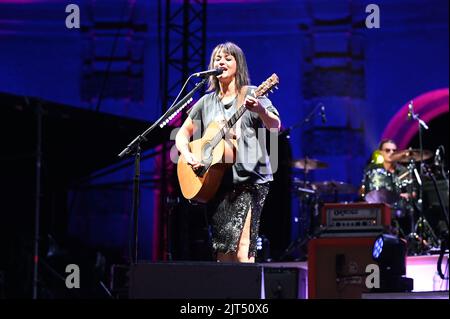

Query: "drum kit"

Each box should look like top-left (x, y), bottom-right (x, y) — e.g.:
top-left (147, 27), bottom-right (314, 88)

top-left (360, 148), bottom-right (446, 253)
top-left (289, 147), bottom-right (447, 256)
top-left (361, 149), bottom-right (433, 206)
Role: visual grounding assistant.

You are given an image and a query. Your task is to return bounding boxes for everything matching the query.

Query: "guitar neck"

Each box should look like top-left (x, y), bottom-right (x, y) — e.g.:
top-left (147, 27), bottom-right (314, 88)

top-left (210, 103), bottom-right (248, 148)
top-left (208, 72), bottom-right (279, 148)
top-left (227, 104), bottom-right (247, 131)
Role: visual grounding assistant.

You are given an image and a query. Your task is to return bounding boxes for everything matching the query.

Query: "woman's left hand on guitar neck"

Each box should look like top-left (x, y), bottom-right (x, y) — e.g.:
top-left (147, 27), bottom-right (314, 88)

top-left (245, 95), bottom-right (281, 131)
top-left (244, 95), bottom-right (265, 114)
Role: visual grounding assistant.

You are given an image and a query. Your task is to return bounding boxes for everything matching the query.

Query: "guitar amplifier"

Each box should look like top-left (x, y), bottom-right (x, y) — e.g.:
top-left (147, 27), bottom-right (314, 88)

top-left (308, 237), bottom-right (376, 299)
top-left (320, 202), bottom-right (391, 237)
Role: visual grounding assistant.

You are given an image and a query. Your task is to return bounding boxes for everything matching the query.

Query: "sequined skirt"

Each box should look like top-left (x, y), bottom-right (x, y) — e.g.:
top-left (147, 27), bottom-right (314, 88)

top-left (210, 182), bottom-right (270, 258)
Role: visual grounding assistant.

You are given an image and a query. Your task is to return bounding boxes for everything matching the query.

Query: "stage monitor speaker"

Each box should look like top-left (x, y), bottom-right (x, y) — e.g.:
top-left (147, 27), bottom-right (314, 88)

top-left (263, 267), bottom-right (301, 299)
top-left (129, 262), bottom-right (263, 299)
top-left (308, 237), bottom-right (376, 299)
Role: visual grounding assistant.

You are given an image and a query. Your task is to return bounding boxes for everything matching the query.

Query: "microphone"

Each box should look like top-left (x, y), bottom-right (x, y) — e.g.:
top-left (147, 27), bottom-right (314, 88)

top-left (319, 104), bottom-right (327, 124)
top-left (193, 68), bottom-right (223, 78)
top-left (407, 100), bottom-right (429, 130)
top-left (407, 100), bottom-right (413, 120)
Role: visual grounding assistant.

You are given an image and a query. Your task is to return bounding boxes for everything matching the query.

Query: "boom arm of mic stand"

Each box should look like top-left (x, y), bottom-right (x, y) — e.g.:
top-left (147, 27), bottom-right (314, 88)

top-left (418, 118), bottom-right (429, 130)
top-left (118, 134), bottom-right (147, 158)
top-left (118, 77), bottom-right (208, 159)
top-left (411, 112), bottom-right (429, 130)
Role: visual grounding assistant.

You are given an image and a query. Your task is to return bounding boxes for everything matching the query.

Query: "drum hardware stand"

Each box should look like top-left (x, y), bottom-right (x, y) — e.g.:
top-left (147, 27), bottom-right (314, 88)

top-left (405, 161), bottom-right (436, 253)
top-left (404, 159), bottom-right (419, 240)
top-left (165, 196), bottom-right (181, 261)
top-left (279, 103), bottom-right (326, 260)
top-left (423, 151), bottom-right (450, 280)
top-left (279, 202), bottom-right (322, 261)
top-left (424, 164), bottom-right (449, 240)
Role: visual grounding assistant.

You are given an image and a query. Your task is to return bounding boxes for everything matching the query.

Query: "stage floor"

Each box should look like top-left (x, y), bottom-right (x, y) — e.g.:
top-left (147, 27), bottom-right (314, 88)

top-left (361, 290), bottom-right (449, 299)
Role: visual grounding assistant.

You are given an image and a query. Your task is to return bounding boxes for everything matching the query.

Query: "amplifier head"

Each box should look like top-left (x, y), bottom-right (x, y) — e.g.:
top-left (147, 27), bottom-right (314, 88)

top-left (320, 202), bottom-right (391, 236)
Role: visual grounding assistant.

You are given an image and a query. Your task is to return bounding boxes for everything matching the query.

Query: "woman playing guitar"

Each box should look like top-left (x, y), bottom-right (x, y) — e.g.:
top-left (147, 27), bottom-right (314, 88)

top-left (175, 42), bottom-right (281, 263)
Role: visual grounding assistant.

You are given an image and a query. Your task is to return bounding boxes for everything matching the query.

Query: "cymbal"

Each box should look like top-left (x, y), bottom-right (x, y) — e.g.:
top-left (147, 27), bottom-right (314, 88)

top-left (391, 149), bottom-right (433, 163)
top-left (292, 157), bottom-right (328, 170)
top-left (312, 180), bottom-right (357, 195)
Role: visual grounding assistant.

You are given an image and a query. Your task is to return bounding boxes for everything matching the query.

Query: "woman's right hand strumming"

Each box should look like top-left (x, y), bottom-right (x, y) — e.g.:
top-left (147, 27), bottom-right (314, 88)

top-left (182, 151), bottom-right (204, 170)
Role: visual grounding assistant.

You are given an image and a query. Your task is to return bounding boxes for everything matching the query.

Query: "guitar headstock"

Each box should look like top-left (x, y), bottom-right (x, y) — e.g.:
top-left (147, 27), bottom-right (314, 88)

top-left (254, 73), bottom-right (279, 98)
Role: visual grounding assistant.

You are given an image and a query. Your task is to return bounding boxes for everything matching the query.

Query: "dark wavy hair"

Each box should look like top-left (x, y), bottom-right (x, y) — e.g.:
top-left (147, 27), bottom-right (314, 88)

top-left (378, 138), bottom-right (397, 150)
top-left (207, 42), bottom-right (250, 95)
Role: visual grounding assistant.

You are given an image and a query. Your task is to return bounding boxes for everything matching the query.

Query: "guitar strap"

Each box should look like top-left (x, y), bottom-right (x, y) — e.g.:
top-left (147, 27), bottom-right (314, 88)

top-left (219, 85), bottom-right (249, 141)
top-left (232, 85), bottom-right (249, 141)
top-left (236, 85), bottom-right (249, 111)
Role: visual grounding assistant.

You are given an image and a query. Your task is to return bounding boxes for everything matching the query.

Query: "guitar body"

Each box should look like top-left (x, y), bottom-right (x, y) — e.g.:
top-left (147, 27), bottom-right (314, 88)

top-left (177, 121), bottom-right (237, 203)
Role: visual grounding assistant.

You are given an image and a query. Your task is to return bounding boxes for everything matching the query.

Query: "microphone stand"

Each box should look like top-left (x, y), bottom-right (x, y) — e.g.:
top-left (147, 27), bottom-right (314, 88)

top-left (278, 103), bottom-right (324, 139)
top-left (279, 102), bottom-right (325, 186)
top-left (33, 99), bottom-right (43, 299)
top-left (118, 77), bottom-right (208, 264)
top-left (408, 103), bottom-right (431, 253)
top-left (279, 103), bottom-right (324, 261)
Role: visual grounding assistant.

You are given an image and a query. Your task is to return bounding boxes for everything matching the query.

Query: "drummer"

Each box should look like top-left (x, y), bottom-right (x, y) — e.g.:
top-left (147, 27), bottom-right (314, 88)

top-left (363, 139), bottom-right (411, 196)
top-left (362, 139), bottom-right (416, 234)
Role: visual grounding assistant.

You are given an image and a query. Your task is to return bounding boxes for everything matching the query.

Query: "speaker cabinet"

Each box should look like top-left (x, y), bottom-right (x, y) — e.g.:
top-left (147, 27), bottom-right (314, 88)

top-left (308, 237), bottom-right (376, 299)
top-left (128, 262), bottom-right (301, 299)
top-left (263, 267), bottom-right (302, 299)
top-left (129, 262), bottom-right (262, 299)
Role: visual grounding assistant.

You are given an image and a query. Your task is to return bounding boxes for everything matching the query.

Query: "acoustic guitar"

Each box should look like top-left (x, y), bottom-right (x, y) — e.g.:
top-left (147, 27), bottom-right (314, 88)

top-left (177, 73), bottom-right (279, 203)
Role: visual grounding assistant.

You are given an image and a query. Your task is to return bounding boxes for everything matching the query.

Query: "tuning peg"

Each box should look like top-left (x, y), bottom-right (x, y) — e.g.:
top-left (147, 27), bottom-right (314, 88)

top-left (275, 86), bottom-right (279, 90)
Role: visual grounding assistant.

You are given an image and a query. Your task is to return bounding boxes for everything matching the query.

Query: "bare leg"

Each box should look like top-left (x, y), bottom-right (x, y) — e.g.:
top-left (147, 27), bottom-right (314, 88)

top-left (237, 207), bottom-right (255, 263)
